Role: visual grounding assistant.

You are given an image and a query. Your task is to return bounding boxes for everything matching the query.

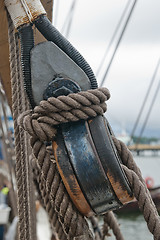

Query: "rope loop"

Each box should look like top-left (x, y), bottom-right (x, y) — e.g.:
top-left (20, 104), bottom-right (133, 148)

top-left (18, 87), bottom-right (110, 142)
top-left (17, 85), bottom-right (160, 240)
top-left (34, 87), bottom-right (110, 115)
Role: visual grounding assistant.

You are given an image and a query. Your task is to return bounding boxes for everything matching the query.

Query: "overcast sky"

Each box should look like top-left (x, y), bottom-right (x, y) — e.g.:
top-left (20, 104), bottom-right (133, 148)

top-left (52, 0), bottom-right (160, 138)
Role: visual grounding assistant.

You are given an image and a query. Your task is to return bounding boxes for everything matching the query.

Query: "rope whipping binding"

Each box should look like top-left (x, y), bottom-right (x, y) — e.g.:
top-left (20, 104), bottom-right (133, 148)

top-left (5, 3), bottom-right (160, 240)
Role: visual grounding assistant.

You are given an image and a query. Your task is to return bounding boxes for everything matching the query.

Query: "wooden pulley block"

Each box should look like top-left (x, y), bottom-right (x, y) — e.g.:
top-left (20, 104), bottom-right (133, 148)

top-left (30, 41), bottom-right (133, 216)
top-left (53, 115), bottom-right (133, 215)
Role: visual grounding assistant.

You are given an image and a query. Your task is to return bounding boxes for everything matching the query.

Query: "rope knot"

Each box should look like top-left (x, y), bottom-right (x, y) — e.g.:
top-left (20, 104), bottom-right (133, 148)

top-left (18, 87), bottom-right (110, 142)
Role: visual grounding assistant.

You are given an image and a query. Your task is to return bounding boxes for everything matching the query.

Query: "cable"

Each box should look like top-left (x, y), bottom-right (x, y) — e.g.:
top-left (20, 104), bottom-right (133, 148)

top-left (100, 0), bottom-right (137, 87)
top-left (96, 0), bottom-right (131, 77)
top-left (136, 77), bottom-right (160, 145)
top-left (128, 59), bottom-right (160, 145)
top-left (53, 0), bottom-right (59, 27)
top-left (61, 0), bottom-right (77, 38)
top-left (65, 0), bottom-right (77, 39)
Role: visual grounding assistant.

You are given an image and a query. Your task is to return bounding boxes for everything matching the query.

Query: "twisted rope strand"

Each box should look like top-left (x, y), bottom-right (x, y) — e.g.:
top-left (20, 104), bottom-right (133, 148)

top-left (18, 87), bottom-right (124, 240)
top-left (103, 212), bottom-right (124, 240)
top-left (18, 89), bottom-right (109, 142)
top-left (34, 88), bottom-right (109, 115)
top-left (32, 159), bottom-right (66, 239)
top-left (18, 81), bottom-right (160, 240)
top-left (30, 136), bottom-right (93, 240)
top-left (111, 136), bottom-right (160, 239)
top-left (7, 13), bottom-right (36, 240)
top-left (7, 2), bottom-right (158, 239)
top-left (122, 166), bottom-right (160, 240)
top-left (112, 137), bottom-right (156, 208)
top-left (16, 27), bottom-right (37, 240)
top-left (8, 15), bottom-right (29, 240)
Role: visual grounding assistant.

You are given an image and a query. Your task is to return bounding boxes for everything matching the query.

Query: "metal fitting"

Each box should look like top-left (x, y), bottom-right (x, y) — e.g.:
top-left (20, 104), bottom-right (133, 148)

top-left (43, 76), bottom-right (81, 99)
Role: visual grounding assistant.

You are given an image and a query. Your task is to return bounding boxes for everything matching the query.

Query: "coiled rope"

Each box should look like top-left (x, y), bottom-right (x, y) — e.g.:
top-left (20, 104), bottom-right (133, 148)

top-left (16, 88), bottom-right (122, 240)
top-left (31, 144), bottom-right (93, 240)
top-left (18, 87), bottom-right (160, 240)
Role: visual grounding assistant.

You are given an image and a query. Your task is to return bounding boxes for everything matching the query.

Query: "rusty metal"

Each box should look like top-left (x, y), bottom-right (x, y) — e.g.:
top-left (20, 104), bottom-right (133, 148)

top-left (6, 7), bottom-right (133, 214)
top-left (5, 0), bottom-right (46, 28)
top-left (53, 130), bottom-right (92, 216)
top-left (88, 115), bottom-right (133, 204)
top-left (45, 76), bottom-right (120, 214)
top-left (61, 120), bottom-right (122, 214)
top-left (29, 40), bottom-right (133, 214)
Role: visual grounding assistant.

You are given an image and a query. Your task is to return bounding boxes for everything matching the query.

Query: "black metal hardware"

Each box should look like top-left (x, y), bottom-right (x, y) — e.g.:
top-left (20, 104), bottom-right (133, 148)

top-left (30, 40), bottom-right (133, 216)
top-left (43, 76), bottom-right (81, 99)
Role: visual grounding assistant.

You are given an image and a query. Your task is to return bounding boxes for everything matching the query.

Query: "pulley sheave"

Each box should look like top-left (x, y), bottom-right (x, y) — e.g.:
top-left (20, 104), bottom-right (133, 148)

top-left (30, 41), bottom-right (133, 215)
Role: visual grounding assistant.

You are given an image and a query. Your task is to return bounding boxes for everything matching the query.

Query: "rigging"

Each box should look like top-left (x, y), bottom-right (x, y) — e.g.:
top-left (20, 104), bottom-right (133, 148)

top-left (136, 72), bottom-right (160, 145)
top-left (100, 0), bottom-right (137, 87)
top-left (96, 0), bottom-right (131, 77)
top-left (61, 0), bottom-right (77, 38)
top-left (128, 59), bottom-right (160, 145)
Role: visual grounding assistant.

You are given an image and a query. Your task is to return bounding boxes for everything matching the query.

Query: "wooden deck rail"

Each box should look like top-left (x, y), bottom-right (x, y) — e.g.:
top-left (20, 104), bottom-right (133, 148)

top-left (128, 144), bottom-right (160, 151)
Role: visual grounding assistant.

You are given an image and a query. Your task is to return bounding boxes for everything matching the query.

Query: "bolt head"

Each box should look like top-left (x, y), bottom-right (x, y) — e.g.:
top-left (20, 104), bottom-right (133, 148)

top-left (43, 76), bottom-right (81, 99)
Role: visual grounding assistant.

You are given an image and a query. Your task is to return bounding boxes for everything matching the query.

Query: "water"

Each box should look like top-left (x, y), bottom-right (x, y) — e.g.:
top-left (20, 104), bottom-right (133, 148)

top-left (107, 152), bottom-right (160, 240)
top-left (37, 152), bottom-right (160, 240)
top-left (133, 152), bottom-right (160, 187)
top-left (108, 213), bottom-right (153, 240)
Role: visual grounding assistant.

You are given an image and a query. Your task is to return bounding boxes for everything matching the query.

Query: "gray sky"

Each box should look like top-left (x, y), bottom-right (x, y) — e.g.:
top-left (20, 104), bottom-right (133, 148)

top-left (53, 0), bottom-right (160, 137)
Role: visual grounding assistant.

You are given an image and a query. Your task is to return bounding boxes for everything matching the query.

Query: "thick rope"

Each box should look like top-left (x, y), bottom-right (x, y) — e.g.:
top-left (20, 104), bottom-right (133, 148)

top-left (34, 88), bottom-right (109, 119)
top-left (112, 137), bottom-right (157, 209)
top-left (30, 136), bottom-right (93, 240)
top-left (123, 166), bottom-right (160, 240)
top-left (8, 15), bottom-right (28, 239)
top-left (7, 14), bottom-right (36, 240)
top-left (17, 89), bottom-right (110, 240)
top-left (111, 137), bottom-right (160, 240)
top-left (17, 81), bottom-right (160, 239)
top-left (102, 212), bottom-right (124, 240)
top-left (32, 156), bottom-right (66, 240)
top-left (18, 88), bottom-right (124, 240)
top-left (6, 5), bottom-right (159, 240)
top-left (102, 138), bottom-right (160, 240)
top-left (18, 88), bottom-right (109, 141)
